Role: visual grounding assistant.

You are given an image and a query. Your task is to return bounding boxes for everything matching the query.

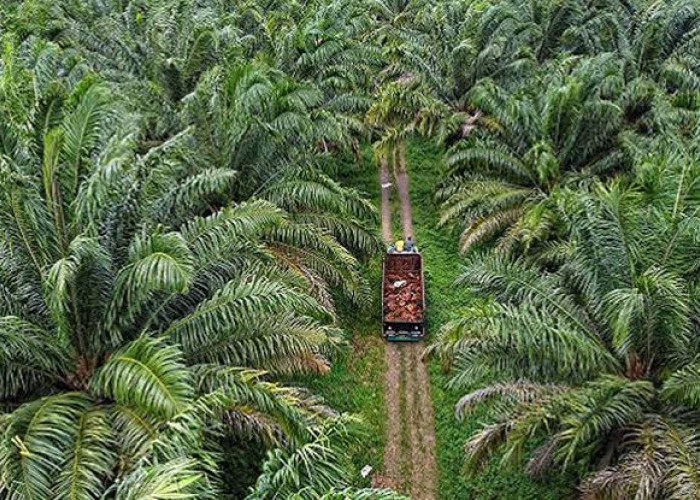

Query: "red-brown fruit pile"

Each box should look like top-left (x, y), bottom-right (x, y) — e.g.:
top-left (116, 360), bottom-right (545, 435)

top-left (383, 272), bottom-right (423, 322)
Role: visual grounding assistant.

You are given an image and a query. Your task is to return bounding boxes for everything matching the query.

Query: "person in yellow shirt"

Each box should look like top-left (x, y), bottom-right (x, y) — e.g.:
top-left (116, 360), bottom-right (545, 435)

top-left (394, 240), bottom-right (404, 252)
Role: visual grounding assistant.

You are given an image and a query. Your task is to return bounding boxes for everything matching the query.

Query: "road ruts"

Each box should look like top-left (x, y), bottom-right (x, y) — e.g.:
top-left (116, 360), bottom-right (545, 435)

top-left (408, 342), bottom-right (437, 499)
top-left (374, 151), bottom-right (437, 499)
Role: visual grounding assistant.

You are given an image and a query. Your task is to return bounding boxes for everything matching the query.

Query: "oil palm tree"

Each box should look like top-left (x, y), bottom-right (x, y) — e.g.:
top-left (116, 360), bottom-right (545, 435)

top-left (0, 44), bottom-right (372, 496)
top-left (625, 0), bottom-right (700, 95)
top-left (181, 62), bottom-right (380, 308)
top-left (57, 0), bottom-right (237, 141)
top-left (438, 56), bottom-right (634, 254)
top-left (373, 0), bottom-right (634, 145)
top-left (248, 415), bottom-right (408, 499)
top-left (619, 0), bottom-right (700, 142)
top-left (54, 0), bottom-right (380, 155)
top-left (55, 0), bottom-right (383, 289)
top-left (407, 0), bottom-right (626, 96)
top-left (183, 62), bottom-right (345, 196)
top-left (429, 147), bottom-right (700, 497)
top-left (271, 0), bottom-right (381, 123)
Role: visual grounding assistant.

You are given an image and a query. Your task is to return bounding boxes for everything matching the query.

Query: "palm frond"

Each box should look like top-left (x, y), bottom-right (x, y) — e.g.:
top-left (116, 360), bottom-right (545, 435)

top-left (115, 458), bottom-right (208, 500)
top-left (92, 337), bottom-right (193, 421)
top-left (0, 392), bottom-right (94, 499)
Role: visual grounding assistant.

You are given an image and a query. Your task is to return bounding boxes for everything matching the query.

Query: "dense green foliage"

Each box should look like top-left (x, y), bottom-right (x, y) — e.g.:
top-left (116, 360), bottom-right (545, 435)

top-left (2, 0), bottom-right (700, 498)
top-left (0, 0), bottom-right (396, 498)
top-left (400, 140), bottom-right (575, 498)
top-left (421, 1), bottom-right (700, 498)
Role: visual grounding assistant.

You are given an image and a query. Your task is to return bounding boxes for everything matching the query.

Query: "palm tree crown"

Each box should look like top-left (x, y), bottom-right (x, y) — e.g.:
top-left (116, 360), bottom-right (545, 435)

top-left (0, 39), bottom-right (376, 496)
top-left (430, 147), bottom-right (700, 498)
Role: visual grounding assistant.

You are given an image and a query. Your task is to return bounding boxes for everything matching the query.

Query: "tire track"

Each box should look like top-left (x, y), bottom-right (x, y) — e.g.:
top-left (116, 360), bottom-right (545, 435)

top-left (404, 344), bottom-right (420, 495)
top-left (410, 342), bottom-right (437, 499)
top-left (380, 342), bottom-right (403, 490)
top-left (375, 151), bottom-right (437, 499)
top-left (380, 156), bottom-right (393, 244)
top-left (394, 142), bottom-right (414, 239)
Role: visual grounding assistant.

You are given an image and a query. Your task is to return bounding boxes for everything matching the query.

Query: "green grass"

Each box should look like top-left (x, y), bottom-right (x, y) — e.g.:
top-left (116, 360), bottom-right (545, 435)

top-left (405, 139), bottom-right (575, 499)
top-left (305, 140), bottom-right (574, 497)
top-left (297, 149), bottom-right (387, 487)
top-left (298, 260), bottom-right (387, 486)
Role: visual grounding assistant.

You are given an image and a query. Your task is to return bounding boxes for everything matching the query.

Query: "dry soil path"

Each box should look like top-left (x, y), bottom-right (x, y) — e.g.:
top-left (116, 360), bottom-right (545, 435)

top-left (373, 150), bottom-right (437, 499)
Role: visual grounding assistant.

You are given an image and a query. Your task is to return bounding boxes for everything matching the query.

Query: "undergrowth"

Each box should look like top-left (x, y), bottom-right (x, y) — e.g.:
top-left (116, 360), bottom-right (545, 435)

top-left (306, 140), bottom-right (574, 497)
top-left (406, 139), bottom-right (574, 499)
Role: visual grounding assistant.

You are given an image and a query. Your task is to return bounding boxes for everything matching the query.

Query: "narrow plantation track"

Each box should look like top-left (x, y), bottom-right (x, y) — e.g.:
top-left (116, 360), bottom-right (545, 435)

top-left (374, 152), bottom-right (437, 499)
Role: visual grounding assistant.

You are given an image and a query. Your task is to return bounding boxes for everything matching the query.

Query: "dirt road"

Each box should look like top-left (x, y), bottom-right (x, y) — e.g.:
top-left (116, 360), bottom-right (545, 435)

top-left (374, 147), bottom-right (437, 499)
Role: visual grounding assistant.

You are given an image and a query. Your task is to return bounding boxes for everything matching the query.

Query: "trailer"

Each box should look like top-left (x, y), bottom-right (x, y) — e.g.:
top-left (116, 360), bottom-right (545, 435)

top-left (382, 251), bottom-right (425, 341)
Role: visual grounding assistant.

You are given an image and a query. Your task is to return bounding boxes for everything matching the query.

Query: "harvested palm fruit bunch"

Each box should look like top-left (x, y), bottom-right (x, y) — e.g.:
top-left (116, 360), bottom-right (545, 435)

top-left (383, 271), bottom-right (423, 322)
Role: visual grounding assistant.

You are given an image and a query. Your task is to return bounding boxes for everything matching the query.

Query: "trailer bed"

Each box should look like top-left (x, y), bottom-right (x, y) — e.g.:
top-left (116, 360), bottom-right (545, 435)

top-left (382, 252), bottom-right (425, 341)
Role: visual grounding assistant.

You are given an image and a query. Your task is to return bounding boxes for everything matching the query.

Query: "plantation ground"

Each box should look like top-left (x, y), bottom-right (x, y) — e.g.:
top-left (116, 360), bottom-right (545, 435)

top-left (310, 141), bottom-right (575, 498)
top-left (298, 157), bottom-right (387, 487)
top-left (297, 265), bottom-right (388, 488)
top-left (406, 140), bottom-right (574, 499)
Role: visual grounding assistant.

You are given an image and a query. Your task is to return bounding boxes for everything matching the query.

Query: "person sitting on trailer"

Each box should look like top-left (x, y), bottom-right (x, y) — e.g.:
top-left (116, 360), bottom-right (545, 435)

top-left (394, 239), bottom-right (405, 252)
top-left (405, 236), bottom-right (416, 252)
top-left (387, 243), bottom-right (395, 253)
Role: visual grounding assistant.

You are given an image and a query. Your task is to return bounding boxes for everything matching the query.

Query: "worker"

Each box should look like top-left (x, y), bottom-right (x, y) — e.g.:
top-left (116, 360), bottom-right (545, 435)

top-left (387, 243), bottom-right (395, 253)
top-left (405, 236), bottom-right (416, 252)
top-left (394, 239), bottom-right (405, 252)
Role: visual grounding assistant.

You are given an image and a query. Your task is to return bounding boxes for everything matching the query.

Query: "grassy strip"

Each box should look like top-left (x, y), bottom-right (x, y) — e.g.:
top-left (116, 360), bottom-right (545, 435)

top-left (306, 140), bottom-right (573, 497)
top-left (298, 255), bottom-right (387, 486)
top-left (298, 150), bottom-right (387, 486)
top-left (404, 139), bottom-right (574, 499)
